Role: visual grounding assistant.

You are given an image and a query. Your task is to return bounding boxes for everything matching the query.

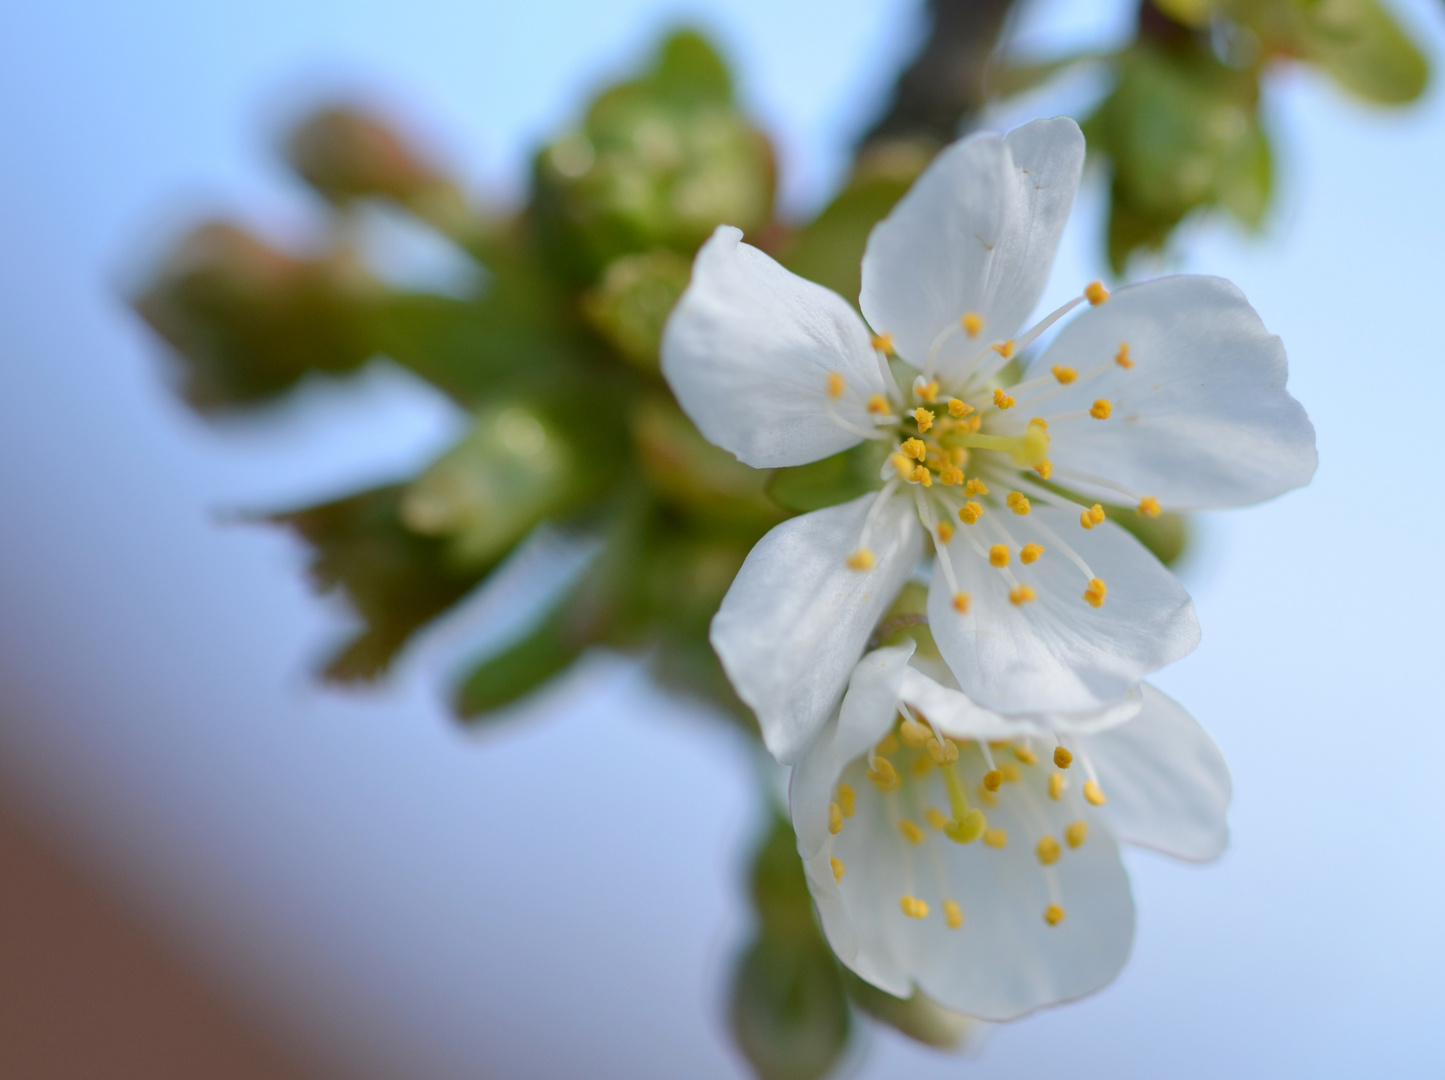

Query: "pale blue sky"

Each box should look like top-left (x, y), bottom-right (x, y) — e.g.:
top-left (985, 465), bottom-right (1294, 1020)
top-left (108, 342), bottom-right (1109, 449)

top-left (1, 1), bottom-right (1442, 1077)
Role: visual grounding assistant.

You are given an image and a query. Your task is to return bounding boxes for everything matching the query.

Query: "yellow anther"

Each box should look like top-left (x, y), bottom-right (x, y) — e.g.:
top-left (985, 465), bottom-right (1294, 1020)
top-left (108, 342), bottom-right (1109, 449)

top-left (925, 807), bottom-right (949, 830)
top-left (952, 592), bottom-right (971, 614)
top-left (1090, 398), bottom-right (1113, 420)
top-left (983, 828), bottom-right (1009, 849)
top-left (912, 407), bottom-right (934, 432)
top-left (1000, 762), bottom-right (1021, 783)
top-left (899, 819), bottom-right (925, 846)
top-left (1034, 459), bottom-right (1053, 479)
top-left (983, 769), bottom-right (1002, 792)
top-left (847, 548), bottom-right (876, 571)
top-left (1054, 746), bottom-right (1074, 769)
top-left (1066, 820), bottom-right (1089, 849)
top-left (944, 899), bottom-right (964, 929)
top-left (1079, 504), bottom-right (1105, 530)
top-left (867, 756), bottom-right (901, 791)
top-left (867, 393), bottom-right (892, 416)
top-left (1051, 365), bottom-right (1078, 384)
top-left (827, 371), bottom-right (846, 399)
top-left (926, 736), bottom-right (959, 765)
top-left (1009, 585), bottom-right (1035, 605)
top-left (1083, 577), bottom-right (1107, 608)
top-left (877, 732), bottom-right (899, 755)
top-left (947, 398), bottom-right (972, 418)
top-left (1006, 491), bottom-right (1031, 516)
top-left (1037, 835), bottom-right (1062, 865)
top-left (993, 387), bottom-right (1015, 409)
top-left (902, 437), bottom-right (927, 461)
top-left (1048, 772), bottom-right (1066, 801)
top-left (962, 312), bottom-right (983, 338)
top-left (989, 544), bottom-right (1010, 568)
top-left (1084, 780), bottom-right (1107, 806)
top-left (992, 340), bottom-right (1015, 359)
top-left (891, 453), bottom-right (914, 480)
top-left (945, 808), bottom-right (987, 845)
top-left (910, 753), bottom-right (935, 777)
top-left (871, 332), bottom-right (894, 353)
top-left (977, 785), bottom-right (997, 807)
top-left (960, 414), bottom-right (982, 434)
top-left (1115, 342), bottom-right (1133, 368)
top-left (909, 465), bottom-right (932, 487)
top-left (916, 380), bottom-right (940, 403)
top-left (958, 501), bottom-right (983, 525)
top-left (837, 783), bottom-right (855, 817)
top-left (1085, 280), bottom-right (1109, 305)
top-left (1044, 904), bottom-right (1066, 926)
top-left (828, 802), bottom-right (844, 835)
top-left (1138, 495), bottom-right (1161, 517)
top-left (900, 895), bottom-right (930, 919)
top-left (831, 856), bottom-right (845, 882)
top-left (964, 477), bottom-right (989, 497)
top-left (938, 465), bottom-right (963, 486)
top-left (899, 718), bottom-right (931, 749)
top-left (1020, 543), bottom-right (1044, 564)
top-left (1014, 744), bottom-right (1038, 765)
top-left (936, 522), bottom-right (955, 546)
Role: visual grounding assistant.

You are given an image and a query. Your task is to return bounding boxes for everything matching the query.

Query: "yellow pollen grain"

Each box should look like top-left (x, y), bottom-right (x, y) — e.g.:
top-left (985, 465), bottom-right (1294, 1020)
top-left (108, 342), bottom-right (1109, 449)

top-left (827, 372), bottom-right (845, 399)
top-left (1009, 585), bottom-right (1036, 605)
top-left (1020, 543), bottom-right (1044, 564)
top-left (871, 333), bottom-right (894, 354)
top-left (1080, 504), bottom-right (1105, 530)
top-left (947, 398), bottom-right (972, 418)
top-left (1051, 365), bottom-right (1077, 384)
top-left (867, 756), bottom-right (900, 791)
top-left (1083, 577), bottom-right (1107, 608)
top-left (989, 544), bottom-right (1010, 568)
top-left (877, 733), bottom-right (899, 755)
top-left (846, 548), bottom-right (876, 571)
top-left (926, 808), bottom-right (949, 830)
top-left (1037, 836), bottom-right (1062, 865)
top-left (1138, 496), bottom-right (1161, 517)
top-left (993, 387), bottom-right (1015, 409)
top-left (938, 466), bottom-right (963, 486)
top-left (837, 783), bottom-right (856, 818)
top-left (867, 393), bottom-right (892, 416)
top-left (983, 770), bottom-right (1002, 792)
top-left (992, 340), bottom-right (1015, 359)
top-left (952, 591), bottom-right (971, 614)
top-left (1054, 746), bottom-right (1074, 769)
top-left (1044, 904), bottom-right (1066, 926)
top-left (910, 754), bottom-right (935, 778)
top-left (1090, 398), bottom-right (1113, 420)
top-left (828, 802), bottom-right (844, 835)
top-left (917, 380), bottom-right (940, 403)
top-left (1085, 280), bottom-right (1109, 305)
top-left (944, 899), bottom-right (964, 929)
top-left (899, 819), bottom-right (925, 846)
top-left (926, 736), bottom-right (959, 766)
top-left (1084, 780), bottom-right (1107, 806)
top-left (899, 718), bottom-right (931, 749)
top-left (962, 312), bottom-right (983, 338)
top-left (1066, 820), bottom-right (1089, 849)
top-left (1006, 491), bottom-right (1031, 516)
top-left (900, 895), bottom-right (930, 919)
top-left (1115, 342), bottom-right (1133, 368)
top-left (902, 437), bottom-right (927, 461)
top-left (1000, 763), bottom-right (1021, 783)
top-left (984, 828), bottom-right (1009, 849)
top-left (1034, 459), bottom-right (1053, 479)
top-left (958, 501), bottom-right (983, 525)
top-left (1014, 744), bottom-right (1038, 765)
top-left (831, 857), bottom-right (845, 883)
top-left (1048, 772), bottom-right (1066, 801)
top-left (964, 478), bottom-right (989, 497)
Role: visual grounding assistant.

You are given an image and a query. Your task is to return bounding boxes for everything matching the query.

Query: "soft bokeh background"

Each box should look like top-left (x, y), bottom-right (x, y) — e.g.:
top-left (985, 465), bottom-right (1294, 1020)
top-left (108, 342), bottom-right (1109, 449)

top-left (1, 0), bottom-right (1441, 1076)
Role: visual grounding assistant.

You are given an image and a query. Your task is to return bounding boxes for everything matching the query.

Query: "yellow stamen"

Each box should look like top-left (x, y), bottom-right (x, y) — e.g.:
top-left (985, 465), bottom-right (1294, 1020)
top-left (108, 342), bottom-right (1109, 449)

top-left (1044, 903), bottom-right (1066, 926)
top-left (1051, 365), bottom-right (1078, 384)
top-left (1085, 280), bottom-right (1109, 305)
top-left (910, 465), bottom-right (933, 487)
top-left (1084, 780), bottom-right (1107, 806)
top-left (902, 437), bottom-right (926, 460)
top-left (1079, 504), bottom-right (1105, 530)
top-left (952, 592), bottom-right (971, 614)
top-left (1083, 577), bottom-right (1107, 608)
top-left (867, 756), bottom-right (900, 791)
top-left (827, 372), bottom-right (845, 399)
top-left (916, 381), bottom-right (939, 403)
top-left (1048, 772), bottom-right (1066, 801)
top-left (899, 819), bottom-right (925, 845)
top-left (847, 548), bottom-right (876, 571)
top-left (944, 899), bottom-right (964, 929)
top-left (1034, 459), bottom-right (1053, 479)
top-left (964, 477), bottom-right (989, 497)
top-left (890, 453), bottom-right (914, 480)
top-left (828, 802), bottom-right (844, 835)
top-left (831, 856), bottom-right (845, 882)
top-left (1138, 496), bottom-right (1161, 517)
top-left (1115, 342), bottom-right (1133, 368)
top-left (837, 783), bottom-right (855, 818)
top-left (992, 340), bottom-right (1015, 359)
top-left (900, 895), bottom-right (929, 919)
top-left (925, 807), bottom-right (949, 830)
top-left (983, 827), bottom-right (1009, 849)
top-left (1000, 763), bottom-right (1020, 783)
top-left (1014, 744), bottom-right (1038, 765)
top-left (989, 544), bottom-right (1010, 568)
top-left (899, 718), bottom-right (931, 749)
top-left (867, 393), bottom-right (892, 416)
top-left (938, 465), bottom-right (963, 486)
top-left (1006, 491), bottom-right (1031, 516)
top-left (1090, 398), bottom-right (1112, 420)
top-left (977, 785), bottom-right (997, 807)
top-left (1054, 746), bottom-right (1074, 769)
top-left (1020, 543), bottom-right (1044, 564)
top-left (983, 769), bottom-right (1002, 792)
top-left (947, 398), bottom-right (972, 418)
top-left (962, 312), bottom-right (983, 338)
top-left (926, 736), bottom-right (959, 765)
top-left (910, 754), bottom-right (934, 777)
top-left (871, 332), bottom-right (894, 353)
top-left (877, 733), bottom-right (899, 755)
top-left (993, 388), bottom-right (1015, 409)
top-left (1065, 820), bottom-right (1089, 848)
top-left (1009, 585), bottom-right (1036, 605)
top-left (958, 501), bottom-right (983, 525)
top-left (1037, 836), bottom-right (1061, 865)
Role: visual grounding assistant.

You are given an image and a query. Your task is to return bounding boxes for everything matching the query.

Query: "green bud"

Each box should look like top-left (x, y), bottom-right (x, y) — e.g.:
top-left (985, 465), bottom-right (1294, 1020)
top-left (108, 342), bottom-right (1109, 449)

top-left (582, 249), bottom-right (691, 371)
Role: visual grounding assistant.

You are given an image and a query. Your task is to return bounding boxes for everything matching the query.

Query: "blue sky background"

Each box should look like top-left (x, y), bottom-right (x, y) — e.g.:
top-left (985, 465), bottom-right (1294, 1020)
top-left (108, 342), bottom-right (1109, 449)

top-left (1, 1), bottom-right (1442, 1077)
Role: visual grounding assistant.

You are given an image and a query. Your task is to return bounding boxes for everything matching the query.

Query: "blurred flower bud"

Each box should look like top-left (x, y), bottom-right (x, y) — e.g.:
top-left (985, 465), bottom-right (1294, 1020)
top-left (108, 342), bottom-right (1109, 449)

top-left (581, 249), bottom-right (690, 371)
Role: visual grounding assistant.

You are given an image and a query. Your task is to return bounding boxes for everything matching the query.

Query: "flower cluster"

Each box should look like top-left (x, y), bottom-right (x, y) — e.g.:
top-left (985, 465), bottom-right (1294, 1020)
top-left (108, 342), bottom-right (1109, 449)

top-left (662, 117), bottom-right (1314, 1019)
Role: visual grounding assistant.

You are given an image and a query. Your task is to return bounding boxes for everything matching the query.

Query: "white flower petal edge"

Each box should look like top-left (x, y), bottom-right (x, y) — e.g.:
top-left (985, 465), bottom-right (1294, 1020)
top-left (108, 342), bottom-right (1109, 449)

top-left (859, 116), bottom-right (1085, 378)
top-left (927, 506), bottom-right (1199, 714)
top-left (661, 225), bottom-right (885, 468)
top-left (1017, 275), bottom-right (1317, 509)
top-left (711, 493), bottom-right (923, 764)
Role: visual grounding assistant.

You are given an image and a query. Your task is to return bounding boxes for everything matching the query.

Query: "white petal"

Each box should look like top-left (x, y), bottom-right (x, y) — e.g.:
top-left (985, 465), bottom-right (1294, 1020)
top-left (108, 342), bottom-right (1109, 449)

top-left (661, 225), bottom-right (884, 468)
top-left (1021, 275), bottom-right (1317, 509)
top-left (712, 494), bottom-right (923, 764)
top-left (859, 117), bottom-right (1084, 378)
top-left (897, 663), bottom-right (1143, 740)
top-left (927, 506), bottom-right (1199, 714)
top-left (1084, 684), bottom-right (1232, 861)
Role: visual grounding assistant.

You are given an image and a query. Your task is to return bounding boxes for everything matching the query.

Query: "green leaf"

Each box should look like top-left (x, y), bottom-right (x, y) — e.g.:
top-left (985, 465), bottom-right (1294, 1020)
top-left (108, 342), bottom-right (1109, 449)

top-left (453, 604), bottom-right (584, 717)
top-left (842, 972), bottom-right (979, 1050)
top-left (766, 441), bottom-right (888, 514)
